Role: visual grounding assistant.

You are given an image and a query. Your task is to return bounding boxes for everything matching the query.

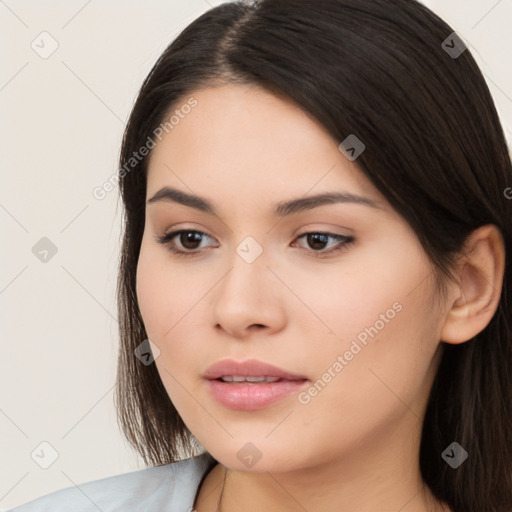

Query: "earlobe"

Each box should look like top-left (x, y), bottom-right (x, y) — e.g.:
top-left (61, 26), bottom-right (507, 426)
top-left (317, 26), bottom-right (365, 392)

top-left (440, 224), bottom-right (505, 344)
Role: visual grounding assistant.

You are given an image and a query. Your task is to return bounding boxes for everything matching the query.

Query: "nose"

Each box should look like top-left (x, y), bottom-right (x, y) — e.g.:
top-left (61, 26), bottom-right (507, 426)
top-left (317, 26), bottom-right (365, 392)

top-left (212, 248), bottom-right (286, 339)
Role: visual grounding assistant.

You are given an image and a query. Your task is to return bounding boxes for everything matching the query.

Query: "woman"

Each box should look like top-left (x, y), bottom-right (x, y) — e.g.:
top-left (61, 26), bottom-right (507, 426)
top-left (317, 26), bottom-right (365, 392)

top-left (9, 0), bottom-right (512, 511)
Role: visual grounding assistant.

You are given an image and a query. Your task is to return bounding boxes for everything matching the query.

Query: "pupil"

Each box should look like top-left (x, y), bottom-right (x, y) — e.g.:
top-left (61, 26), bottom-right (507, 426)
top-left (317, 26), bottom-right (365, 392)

top-left (182, 231), bottom-right (201, 249)
top-left (308, 233), bottom-right (328, 250)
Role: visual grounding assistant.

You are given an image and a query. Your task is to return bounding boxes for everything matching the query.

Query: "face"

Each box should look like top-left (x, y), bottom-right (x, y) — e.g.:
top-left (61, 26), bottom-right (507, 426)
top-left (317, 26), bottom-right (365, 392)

top-left (136, 83), bottom-right (446, 473)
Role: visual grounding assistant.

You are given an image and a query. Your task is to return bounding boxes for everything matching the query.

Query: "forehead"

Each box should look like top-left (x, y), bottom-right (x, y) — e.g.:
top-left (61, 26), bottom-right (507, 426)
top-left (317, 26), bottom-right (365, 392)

top-left (146, 84), bottom-right (385, 211)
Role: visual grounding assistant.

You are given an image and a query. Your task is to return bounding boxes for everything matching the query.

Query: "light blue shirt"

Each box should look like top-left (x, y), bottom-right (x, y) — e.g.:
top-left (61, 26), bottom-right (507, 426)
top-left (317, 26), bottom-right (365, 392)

top-left (6, 452), bottom-right (217, 512)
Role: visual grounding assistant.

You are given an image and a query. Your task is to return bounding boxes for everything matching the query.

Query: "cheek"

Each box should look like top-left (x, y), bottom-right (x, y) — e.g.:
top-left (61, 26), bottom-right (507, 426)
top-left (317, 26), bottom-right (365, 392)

top-left (135, 240), bottom-right (184, 343)
top-left (135, 247), bottom-right (162, 341)
top-left (135, 246), bottom-right (199, 403)
top-left (284, 235), bottom-right (430, 351)
top-left (302, 294), bottom-right (438, 438)
top-left (135, 241), bottom-right (213, 360)
top-left (293, 239), bottom-right (439, 407)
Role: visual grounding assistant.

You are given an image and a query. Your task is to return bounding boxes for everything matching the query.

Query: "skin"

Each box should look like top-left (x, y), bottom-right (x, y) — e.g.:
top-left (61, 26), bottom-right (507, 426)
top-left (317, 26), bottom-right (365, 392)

top-left (135, 83), bottom-right (505, 512)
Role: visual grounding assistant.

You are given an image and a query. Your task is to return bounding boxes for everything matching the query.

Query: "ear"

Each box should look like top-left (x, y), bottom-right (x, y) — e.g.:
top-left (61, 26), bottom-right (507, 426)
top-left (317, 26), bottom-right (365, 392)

top-left (440, 224), bottom-right (505, 344)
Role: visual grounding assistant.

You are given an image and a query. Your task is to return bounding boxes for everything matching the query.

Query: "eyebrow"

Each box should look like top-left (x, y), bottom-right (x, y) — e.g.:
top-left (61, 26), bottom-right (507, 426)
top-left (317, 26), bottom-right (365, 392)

top-left (146, 186), bottom-right (382, 216)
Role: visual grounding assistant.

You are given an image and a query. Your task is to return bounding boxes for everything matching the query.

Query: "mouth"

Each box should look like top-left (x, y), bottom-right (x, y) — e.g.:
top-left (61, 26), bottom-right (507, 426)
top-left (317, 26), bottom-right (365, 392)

top-left (203, 359), bottom-right (309, 410)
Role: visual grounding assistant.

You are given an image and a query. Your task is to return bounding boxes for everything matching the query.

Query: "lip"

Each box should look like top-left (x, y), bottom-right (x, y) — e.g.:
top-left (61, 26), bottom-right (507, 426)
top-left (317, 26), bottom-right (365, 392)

top-left (203, 359), bottom-right (309, 411)
top-left (203, 358), bottom-right (308, 381)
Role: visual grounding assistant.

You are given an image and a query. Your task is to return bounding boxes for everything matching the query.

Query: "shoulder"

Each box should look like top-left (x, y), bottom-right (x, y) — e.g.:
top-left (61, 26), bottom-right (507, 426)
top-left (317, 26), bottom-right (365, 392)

top-left (6, 452), bottom-right (216, 512)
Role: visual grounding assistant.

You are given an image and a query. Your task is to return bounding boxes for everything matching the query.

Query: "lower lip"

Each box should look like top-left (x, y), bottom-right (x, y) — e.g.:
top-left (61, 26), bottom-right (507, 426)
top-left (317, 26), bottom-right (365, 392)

top-left (206, 379), bottom-right (308, 410)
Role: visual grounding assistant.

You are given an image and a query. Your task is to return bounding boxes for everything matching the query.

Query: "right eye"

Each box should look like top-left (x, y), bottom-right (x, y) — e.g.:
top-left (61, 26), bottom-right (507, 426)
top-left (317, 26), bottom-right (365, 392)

top-left (156, 229), bottom-right (218, 256)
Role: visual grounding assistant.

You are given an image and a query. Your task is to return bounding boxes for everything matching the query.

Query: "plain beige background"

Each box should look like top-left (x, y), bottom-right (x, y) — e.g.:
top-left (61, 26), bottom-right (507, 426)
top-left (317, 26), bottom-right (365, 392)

top-left (0, 0), bottom-right (510, 509)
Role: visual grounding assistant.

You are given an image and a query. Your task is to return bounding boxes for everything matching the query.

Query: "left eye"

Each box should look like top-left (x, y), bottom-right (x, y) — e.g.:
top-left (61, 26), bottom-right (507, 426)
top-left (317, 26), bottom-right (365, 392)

top-left (294, 232), bottom-right (354, 254)
top-left (156, 230), bottom-right (354, 256)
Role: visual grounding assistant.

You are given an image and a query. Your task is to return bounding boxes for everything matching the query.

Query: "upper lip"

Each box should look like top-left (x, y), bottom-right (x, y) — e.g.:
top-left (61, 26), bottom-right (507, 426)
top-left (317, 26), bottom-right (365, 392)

top-left (203, 359), bottom-right (308, 381)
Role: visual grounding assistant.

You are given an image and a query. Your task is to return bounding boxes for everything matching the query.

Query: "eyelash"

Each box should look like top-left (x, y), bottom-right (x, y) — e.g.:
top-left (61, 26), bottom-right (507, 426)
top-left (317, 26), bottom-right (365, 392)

top-left (155, 229), bottom-right (355, 258)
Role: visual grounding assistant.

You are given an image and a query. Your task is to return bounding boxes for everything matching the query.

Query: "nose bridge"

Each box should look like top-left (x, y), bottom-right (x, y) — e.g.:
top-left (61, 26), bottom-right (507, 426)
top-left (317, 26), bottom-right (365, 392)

top-left (220, 234), bottom-right (268, 301)
top-left (212, 233), bottom-right (282, 334)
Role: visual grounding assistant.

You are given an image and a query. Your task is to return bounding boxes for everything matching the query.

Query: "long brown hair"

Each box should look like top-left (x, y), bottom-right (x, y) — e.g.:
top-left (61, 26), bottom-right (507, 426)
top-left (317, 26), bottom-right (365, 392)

top-left (114, 1), bottom-right (512, 510)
